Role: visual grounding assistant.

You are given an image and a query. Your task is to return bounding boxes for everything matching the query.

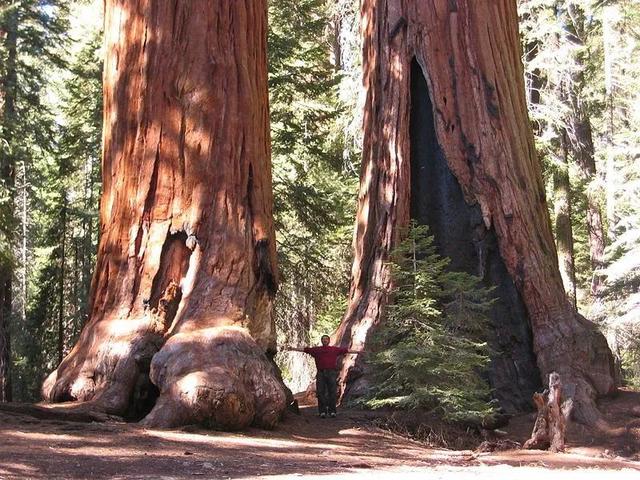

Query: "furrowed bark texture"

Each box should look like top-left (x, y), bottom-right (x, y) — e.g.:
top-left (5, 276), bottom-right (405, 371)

top-left (42, 0), bottom-right (286, 430)
top-left (336, 0), bottom-right (615, 423)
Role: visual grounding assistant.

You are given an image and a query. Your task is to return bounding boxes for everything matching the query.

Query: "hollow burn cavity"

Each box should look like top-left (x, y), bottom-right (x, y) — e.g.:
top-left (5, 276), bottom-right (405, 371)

top-left (149, 230), bottom-right (191, 312)
top-left (127, 230), bottom-right (192, 421)
top-left (247, 164), bottom-right (277, 298)
top-left (409, 58), bottom-right (541, 413)
top-left (126, 360), bottom-right (160, 422)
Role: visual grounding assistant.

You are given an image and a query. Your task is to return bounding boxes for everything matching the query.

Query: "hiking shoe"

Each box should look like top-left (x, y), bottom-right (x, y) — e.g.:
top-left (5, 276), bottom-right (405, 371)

top-left (319, 412), bottom-right (326, 418)
top-left (329, 412), bottom-right (336, 418)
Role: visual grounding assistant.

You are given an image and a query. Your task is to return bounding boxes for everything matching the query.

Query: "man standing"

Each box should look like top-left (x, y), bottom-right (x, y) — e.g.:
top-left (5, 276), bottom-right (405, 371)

top-left (287, 335), bottom-right (362, 418)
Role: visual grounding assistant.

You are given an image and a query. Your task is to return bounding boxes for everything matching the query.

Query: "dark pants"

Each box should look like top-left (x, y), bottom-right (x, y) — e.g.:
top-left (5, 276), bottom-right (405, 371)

top-left (316, 369), bottom-right (338, 414)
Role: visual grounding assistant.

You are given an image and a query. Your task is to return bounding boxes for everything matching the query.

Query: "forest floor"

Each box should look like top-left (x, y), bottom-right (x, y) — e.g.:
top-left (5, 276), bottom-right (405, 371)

top-left (0, 389), bottom-right (639, 480)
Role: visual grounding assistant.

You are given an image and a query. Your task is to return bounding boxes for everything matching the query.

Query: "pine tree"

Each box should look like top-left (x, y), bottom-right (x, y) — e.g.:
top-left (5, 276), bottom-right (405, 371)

top-left (520, 0), bottom-right (607, 303)
top-left (520, 0), bottom-right (640, 387)
top-left (0, 0), bottom-right (69, 401)
top-left (365, 224), bottom-right (494, 422)
top-left (0, 0), bottom-right (19, 402)
top-left (268, 0), bottom-right (359, 387)
top-left (598, 0), bottom-right (640, 379)
top-left (14, 26), bottom-right (102, 400)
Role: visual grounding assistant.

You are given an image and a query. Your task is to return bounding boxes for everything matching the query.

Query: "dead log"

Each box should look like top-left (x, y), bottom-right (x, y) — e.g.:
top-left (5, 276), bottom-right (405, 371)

top-left (524, 372), bottom-right (574, 452)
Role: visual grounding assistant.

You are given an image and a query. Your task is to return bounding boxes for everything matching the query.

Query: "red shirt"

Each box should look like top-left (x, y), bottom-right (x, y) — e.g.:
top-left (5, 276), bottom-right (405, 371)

top-left (304, 346), bottom-right (348, 370)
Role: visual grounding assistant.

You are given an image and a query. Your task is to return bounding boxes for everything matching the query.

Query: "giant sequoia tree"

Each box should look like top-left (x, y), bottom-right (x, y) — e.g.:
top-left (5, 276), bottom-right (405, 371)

top-left (335, 0), bottom-right (615, 424)
top-left (42, 0), bottom-right (287, 430)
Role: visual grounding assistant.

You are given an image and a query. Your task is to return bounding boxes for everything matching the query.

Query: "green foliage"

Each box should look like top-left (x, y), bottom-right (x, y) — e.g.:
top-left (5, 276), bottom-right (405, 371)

top-left (2, 0), bottom-right (635, 404)
top-left (267, 0), bottom-right (362, 392)
top-left (269, 0), bottom-right (358, 355)
top-left (597, 0), bottom-right (640, 318)
top-left (364, 224), bottom-right (495, 423)
top-left (598, 146), bottom-right (640, 386)
top-left (8, 2), bottom-right (103, 401)
top-left (0, 0), bottom-right (73, 399)
top-left (520, 0), bottom-right (640, 387)
top-left (520, 0), bottom-right (602, 306)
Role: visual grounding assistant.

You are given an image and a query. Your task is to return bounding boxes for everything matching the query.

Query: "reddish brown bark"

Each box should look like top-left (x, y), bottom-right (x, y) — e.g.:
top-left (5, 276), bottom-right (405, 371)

top-left (42, 0), bottom-right (286, 430)
top-left (335, 0), bottom-right (615, 424)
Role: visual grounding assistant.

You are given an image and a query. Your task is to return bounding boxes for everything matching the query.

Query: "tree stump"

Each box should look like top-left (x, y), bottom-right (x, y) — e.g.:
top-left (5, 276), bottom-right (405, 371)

top-left (524, 372), bottom-right (574, 452)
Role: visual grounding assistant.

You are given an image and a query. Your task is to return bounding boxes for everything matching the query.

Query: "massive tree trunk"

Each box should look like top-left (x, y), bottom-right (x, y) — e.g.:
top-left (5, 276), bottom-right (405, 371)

top-left (335, 0), bottom-right (615, 424)
top-left (0, 4), bottom-right (18, 403)
top-left (42, 0), bottom-right (287, 430)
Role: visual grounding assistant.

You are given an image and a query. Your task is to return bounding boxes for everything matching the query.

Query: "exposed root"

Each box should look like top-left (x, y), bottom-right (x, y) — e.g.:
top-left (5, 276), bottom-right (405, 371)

top-left (142, 326), bottom-right (287, 430)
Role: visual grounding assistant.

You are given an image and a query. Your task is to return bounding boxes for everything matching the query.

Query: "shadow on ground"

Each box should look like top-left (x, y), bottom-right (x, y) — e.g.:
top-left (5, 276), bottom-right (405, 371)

top-left (0, 390), bottom-right (639, 479)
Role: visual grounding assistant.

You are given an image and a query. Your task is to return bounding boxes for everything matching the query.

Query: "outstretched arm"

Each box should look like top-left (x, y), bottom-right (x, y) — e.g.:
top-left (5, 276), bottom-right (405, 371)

top-left (346, 349), bottom-right (364, 354)
top-left (282, 345), bottom-right (306, 353)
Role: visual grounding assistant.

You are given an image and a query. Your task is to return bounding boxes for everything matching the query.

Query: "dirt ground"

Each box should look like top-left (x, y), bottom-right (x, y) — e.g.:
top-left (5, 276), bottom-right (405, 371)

top-left (1, 390), bottom-right (639, 480)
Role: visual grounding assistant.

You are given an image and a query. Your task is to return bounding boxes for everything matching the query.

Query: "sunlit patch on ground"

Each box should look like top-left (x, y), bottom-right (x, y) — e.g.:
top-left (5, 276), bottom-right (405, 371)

top-left (0, 399), bottom-right (639, 479)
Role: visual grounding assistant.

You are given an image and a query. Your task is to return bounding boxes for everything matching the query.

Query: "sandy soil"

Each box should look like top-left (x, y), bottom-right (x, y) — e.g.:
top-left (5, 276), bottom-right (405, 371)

top-left (0, 390), bottom-right (639, 479)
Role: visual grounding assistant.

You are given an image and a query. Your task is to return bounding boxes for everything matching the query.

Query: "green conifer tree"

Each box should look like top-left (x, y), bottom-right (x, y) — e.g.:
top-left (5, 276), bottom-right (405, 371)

top-left (268, 0), bottom-right (359, 387)
top-left (366, 224), bottom-right (495, 422)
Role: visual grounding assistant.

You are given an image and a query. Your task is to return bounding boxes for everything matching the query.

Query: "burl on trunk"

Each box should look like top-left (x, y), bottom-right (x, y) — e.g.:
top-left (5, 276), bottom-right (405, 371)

top-left (335, 0), bottom-right (615, 424)
top-left (42, 0), bottom-right (287, 429)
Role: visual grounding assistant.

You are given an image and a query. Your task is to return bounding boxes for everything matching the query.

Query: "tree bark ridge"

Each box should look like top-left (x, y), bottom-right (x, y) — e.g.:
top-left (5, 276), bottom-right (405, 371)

top-left (335, 0), bottom-right (615, 424)
top-left (42, 0), bottom-right (286, 430)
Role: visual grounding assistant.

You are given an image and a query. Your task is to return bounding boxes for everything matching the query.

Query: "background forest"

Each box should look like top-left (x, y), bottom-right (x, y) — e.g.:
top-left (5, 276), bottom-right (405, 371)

top-left (0, 0), bottom-right (638, 402)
